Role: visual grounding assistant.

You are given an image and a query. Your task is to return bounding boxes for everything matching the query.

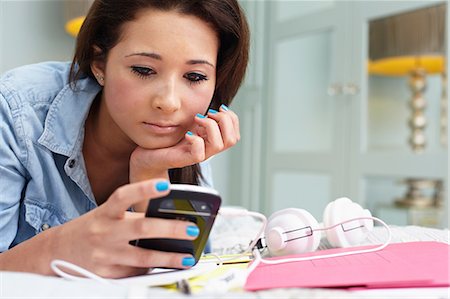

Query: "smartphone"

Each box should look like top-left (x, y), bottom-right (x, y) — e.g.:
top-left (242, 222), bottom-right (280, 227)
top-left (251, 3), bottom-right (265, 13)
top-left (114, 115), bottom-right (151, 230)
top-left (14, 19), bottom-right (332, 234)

top-left (132, 184), bottom-right (221, 266)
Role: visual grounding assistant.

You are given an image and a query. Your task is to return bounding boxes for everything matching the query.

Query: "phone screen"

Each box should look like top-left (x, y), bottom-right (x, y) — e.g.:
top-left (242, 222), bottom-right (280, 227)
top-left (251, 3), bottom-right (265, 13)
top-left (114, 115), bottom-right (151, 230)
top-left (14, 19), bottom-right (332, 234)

top-left (132, 185), bottom-right (221, 265)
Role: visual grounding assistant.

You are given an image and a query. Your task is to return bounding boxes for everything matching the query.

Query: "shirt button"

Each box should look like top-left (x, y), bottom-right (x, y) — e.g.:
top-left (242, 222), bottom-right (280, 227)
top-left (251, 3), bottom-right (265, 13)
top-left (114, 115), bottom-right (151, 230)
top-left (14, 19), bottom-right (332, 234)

top-left (68, 159), bottom-right (76, 168)
top-left (41, 223), bottom-right (50, 231)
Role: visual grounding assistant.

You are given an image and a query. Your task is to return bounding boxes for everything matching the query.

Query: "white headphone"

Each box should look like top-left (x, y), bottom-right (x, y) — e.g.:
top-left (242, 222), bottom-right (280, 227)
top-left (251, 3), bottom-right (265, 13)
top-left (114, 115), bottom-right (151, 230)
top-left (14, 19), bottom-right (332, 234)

top-left (263, 197), bottom-right (374, 256)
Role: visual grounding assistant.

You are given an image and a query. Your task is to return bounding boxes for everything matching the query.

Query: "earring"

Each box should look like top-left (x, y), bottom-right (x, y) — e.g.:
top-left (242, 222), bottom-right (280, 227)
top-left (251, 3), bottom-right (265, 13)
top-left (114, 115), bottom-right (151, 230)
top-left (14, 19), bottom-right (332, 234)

top-left (95, 73), bottom-right (104, 85)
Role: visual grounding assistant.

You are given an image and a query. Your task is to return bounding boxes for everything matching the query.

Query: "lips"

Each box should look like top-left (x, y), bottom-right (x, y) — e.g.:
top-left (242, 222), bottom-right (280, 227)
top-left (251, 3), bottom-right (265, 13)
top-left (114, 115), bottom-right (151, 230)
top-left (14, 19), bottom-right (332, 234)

top-left (142, 121), bottom-right (180, 134)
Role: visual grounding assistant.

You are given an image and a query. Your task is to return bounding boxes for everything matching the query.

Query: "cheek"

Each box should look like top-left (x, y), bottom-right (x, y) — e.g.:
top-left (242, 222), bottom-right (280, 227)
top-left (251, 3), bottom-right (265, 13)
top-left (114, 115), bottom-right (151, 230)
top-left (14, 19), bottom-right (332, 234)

top-left (186, 84), bottom-right (215, 114)
top-left (104, 76), bottom-right (141, 115)
top-left (181, 87), bottom-right (214, 129)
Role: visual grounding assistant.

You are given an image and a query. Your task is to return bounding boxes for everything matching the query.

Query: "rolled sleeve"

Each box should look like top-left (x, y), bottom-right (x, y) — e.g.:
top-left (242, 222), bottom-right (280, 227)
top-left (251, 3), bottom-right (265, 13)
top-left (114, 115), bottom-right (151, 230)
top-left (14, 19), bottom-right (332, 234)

top-left (0, 92), bottom-right (27, 252)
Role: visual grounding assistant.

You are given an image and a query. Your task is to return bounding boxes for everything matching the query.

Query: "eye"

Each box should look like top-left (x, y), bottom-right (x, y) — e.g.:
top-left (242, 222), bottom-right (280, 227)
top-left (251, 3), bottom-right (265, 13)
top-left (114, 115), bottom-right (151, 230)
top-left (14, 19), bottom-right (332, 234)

top-left (131, 66), bottom-right (156, 79)
top-left (184, 72), bottom-right (208, 85)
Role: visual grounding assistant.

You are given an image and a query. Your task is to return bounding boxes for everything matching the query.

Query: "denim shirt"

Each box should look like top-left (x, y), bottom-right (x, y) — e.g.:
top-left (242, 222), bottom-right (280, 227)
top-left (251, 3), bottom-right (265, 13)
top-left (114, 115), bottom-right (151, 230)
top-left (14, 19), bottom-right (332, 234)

top-left (0, 61), bottom-right (213, 252)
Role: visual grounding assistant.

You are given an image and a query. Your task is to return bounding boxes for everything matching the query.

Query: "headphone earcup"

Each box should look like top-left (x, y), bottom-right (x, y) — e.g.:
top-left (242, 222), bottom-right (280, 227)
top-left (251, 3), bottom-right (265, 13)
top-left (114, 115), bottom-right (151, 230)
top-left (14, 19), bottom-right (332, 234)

top-left (265, 208), bottom-right (321, 256)
top-left (323, 197), bottom-right (374, 248)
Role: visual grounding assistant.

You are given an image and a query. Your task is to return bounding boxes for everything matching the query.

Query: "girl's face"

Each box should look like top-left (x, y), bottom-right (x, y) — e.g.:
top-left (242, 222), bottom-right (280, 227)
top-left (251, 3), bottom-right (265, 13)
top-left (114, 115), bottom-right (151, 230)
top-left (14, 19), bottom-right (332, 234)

top-left (94, 9), bottom-right (219, 149)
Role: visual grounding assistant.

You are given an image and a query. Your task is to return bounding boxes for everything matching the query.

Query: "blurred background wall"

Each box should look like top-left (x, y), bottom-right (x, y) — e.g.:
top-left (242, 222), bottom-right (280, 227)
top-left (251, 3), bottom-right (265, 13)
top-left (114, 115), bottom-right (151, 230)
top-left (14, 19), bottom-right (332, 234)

top-left (0, 1), bottom-right (73, 72)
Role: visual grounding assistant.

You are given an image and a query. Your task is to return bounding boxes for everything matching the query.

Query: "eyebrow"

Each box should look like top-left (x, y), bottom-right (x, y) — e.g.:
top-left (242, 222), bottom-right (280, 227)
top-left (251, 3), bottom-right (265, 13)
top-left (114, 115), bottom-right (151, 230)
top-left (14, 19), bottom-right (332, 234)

top-left (125, 52), bottom-right (215, 69)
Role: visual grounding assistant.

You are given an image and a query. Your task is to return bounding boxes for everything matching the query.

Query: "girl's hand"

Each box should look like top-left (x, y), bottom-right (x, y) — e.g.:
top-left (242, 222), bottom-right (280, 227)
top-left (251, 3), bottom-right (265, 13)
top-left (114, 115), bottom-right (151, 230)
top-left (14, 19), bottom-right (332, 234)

top-left (52, 179), bottom-right (199, 278)
top-left (130, 105), bottom-right (240, 182)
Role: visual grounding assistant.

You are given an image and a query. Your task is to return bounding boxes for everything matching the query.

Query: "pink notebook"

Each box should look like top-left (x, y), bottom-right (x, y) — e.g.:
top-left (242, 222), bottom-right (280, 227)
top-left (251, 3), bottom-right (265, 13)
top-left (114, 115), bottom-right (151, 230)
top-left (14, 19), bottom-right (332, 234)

top-left (245, 241), bottom-right (450, 291)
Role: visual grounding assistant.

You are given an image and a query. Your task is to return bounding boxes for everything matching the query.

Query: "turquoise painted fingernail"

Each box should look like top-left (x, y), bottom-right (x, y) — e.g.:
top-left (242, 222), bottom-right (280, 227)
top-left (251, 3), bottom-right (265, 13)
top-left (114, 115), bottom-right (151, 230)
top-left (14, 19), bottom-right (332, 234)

top-left (220, 104), bottom-right (229, 111)
top-left (182, 257), bottom-right (196, 267)
top-left (208, 109), bottom-right (218, 114)
top-left (186, 225), bottom-right (199, 237)
top-left (155, 181), bottom-right (169, 192)
top-left (186, 131), bottom-right (193, 136)
top-left (196, 113), bottom-right (206, 118)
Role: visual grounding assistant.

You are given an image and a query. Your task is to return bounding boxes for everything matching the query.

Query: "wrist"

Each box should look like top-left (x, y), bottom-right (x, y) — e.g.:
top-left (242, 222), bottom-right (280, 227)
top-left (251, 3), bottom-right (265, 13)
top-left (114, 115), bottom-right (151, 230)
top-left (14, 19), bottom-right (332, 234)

top-left (42, 225), bottom-right (63, 275)
top-left (129, 169), bottom-right (169, 183)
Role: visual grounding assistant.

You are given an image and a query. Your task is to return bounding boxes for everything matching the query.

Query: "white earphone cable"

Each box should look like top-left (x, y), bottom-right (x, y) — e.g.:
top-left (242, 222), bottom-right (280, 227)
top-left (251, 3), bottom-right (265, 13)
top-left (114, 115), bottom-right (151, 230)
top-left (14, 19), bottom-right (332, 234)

top-left (50, 210), bottom-right (391, 283)
top-left (49, 209), bottom-right (264, 282)
top-left (246, 216), bottom-right (392, 275)
top-left (50, 259), bottom-right (113, 284)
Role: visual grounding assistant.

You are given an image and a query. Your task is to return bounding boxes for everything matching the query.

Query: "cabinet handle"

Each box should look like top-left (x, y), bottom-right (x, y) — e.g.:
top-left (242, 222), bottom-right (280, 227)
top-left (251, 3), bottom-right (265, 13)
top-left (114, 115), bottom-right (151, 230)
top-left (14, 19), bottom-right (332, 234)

top-left (327, 83), bottom-right (343, 96)
top-left (343, 83), bottom-right (360, 96)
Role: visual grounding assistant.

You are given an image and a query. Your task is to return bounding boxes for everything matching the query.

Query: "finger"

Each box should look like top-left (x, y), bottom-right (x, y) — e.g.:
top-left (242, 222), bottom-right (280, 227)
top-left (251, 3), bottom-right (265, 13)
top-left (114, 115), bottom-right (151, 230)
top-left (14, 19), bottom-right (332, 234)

top-left (184, 131), bottom-right (206, 163)
top-left (103, 179), bottom-right (170, 219)
top-left (123, 217), bottom-right (199, 241)
top-left (120, 246), bottom-right (196, 269)
top-left (194, 114), bottom-right (224, 156)
top-left (220, 104), bottom-right (241, 141)
top-left (206, 108), bottom-right (238, 148)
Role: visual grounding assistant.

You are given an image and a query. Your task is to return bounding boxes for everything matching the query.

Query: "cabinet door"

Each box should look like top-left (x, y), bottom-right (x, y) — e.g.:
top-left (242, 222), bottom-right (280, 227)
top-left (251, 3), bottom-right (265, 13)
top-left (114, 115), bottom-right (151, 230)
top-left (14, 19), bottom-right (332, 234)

top-left (348, 1), bottom-right (448, 225)
top-left (262, 1), bottom-right (351, 218)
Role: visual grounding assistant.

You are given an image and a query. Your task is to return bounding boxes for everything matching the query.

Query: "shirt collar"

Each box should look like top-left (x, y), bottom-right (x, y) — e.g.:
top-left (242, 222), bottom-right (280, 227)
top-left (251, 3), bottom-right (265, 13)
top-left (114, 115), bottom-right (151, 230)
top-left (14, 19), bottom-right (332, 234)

top-left (38, 78), bottom-right (101, 156)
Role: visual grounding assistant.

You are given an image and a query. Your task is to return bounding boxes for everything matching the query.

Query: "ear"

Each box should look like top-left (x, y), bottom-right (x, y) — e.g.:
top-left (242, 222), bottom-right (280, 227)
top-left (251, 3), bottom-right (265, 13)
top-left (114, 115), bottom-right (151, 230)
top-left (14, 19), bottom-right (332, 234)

top-left (90, 45), bottom-right (106, 86)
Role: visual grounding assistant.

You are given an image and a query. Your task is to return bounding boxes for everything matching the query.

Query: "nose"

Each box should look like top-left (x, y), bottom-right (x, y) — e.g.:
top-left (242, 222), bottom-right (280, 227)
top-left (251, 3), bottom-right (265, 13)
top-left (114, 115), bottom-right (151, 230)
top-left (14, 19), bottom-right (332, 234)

top-left (152, 77), bottom-right (181, 113)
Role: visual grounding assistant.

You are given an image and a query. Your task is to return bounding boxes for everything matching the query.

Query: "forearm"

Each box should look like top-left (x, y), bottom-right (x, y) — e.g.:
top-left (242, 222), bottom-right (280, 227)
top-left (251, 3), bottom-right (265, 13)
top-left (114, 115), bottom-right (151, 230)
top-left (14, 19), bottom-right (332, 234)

top-left (0, 227), bottom-right (59, 275)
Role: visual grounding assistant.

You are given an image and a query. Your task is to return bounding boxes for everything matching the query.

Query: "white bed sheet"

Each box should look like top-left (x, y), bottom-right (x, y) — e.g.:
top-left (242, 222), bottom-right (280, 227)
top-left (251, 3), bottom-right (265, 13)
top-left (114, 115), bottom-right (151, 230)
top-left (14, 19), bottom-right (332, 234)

top-left (1, 225), bottom-right (449, 298)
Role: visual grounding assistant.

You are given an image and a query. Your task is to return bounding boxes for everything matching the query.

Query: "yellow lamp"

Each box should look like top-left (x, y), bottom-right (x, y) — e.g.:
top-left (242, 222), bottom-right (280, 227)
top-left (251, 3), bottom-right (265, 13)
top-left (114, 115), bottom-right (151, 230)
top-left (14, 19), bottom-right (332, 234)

top-left (368, 56), bottom-right (445, 77)
top-left (65, 16), bottom-right (86, 38)
top-left (368, 3), bottom-right (447, 153)
top-left (63, 0), bottom-right (93, 37)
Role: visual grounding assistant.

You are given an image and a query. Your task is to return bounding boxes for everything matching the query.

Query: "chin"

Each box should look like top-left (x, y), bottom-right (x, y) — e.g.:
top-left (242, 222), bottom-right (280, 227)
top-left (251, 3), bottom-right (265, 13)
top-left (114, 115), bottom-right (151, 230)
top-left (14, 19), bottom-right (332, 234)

top-left (137, 135), bottom-right (183, 150)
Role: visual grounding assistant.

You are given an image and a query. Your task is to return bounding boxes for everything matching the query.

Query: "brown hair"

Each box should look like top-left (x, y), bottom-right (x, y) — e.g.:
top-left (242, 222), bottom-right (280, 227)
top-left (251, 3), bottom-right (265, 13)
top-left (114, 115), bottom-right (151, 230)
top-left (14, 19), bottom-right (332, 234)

top-left (70, 0), bottom-right (249, 185)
